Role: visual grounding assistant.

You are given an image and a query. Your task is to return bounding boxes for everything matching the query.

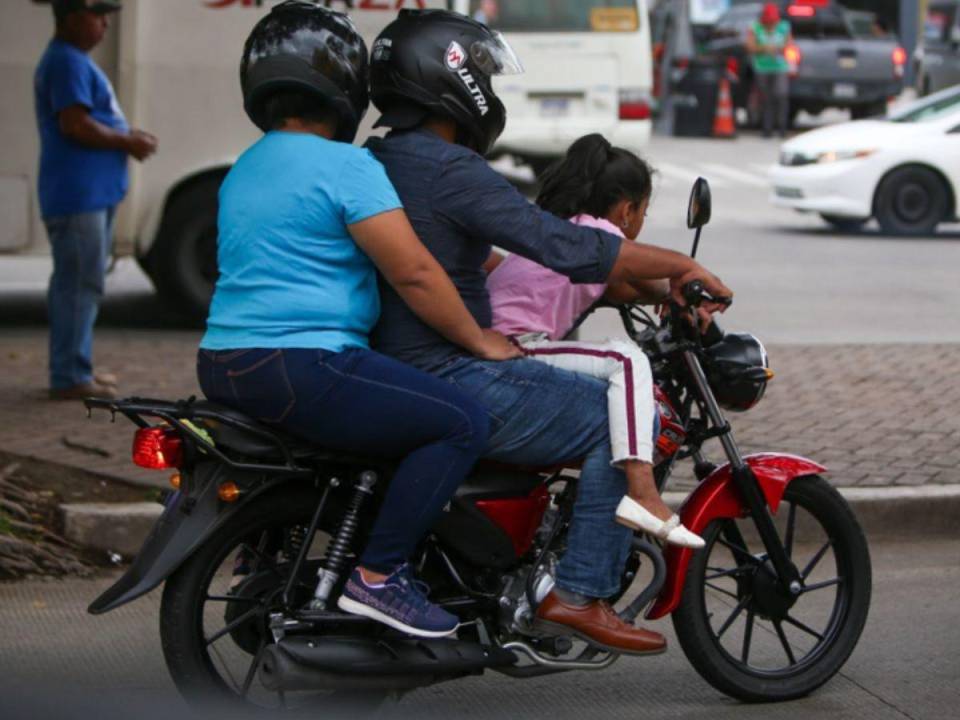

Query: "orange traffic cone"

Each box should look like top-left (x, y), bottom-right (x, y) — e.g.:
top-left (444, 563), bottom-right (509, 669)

top-left (713, 76), bottom-right (737, 138)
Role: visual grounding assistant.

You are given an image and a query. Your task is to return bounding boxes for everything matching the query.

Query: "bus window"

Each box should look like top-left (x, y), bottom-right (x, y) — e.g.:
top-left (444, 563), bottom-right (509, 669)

top-left (467, 0), bottom-right (640, 33)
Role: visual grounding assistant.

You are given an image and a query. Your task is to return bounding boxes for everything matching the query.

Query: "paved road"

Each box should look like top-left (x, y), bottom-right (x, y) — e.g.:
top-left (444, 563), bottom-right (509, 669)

top-left (1, 537), bottom-right (957, 720)
top-left (1, 135), bottom-right (959, 345)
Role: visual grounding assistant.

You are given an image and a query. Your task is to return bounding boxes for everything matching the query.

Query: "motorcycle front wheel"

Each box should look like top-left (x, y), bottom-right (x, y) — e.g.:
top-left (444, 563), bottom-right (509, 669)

top-left (159, 485), bottom-right (387, 714)
top-left (673, 475), bottom-right (871, 702)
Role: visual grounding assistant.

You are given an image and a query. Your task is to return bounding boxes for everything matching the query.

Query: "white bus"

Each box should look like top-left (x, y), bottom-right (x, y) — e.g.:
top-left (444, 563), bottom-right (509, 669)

top-left (1, 0), bottom-right (651, 320)
top-left (1, 0), bottom-right (442, 320)
top-left (450, 0), bottom-right (654, 174)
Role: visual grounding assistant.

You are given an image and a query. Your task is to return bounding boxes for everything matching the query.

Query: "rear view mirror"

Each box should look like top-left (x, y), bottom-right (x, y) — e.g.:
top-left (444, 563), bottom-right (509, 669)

top-left (687, 177), bottom-right (712, 229)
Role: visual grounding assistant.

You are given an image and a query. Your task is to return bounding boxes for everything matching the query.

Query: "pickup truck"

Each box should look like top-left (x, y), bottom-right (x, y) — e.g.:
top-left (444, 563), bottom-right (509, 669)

top-left (703, 1), bottom-right (906, 124)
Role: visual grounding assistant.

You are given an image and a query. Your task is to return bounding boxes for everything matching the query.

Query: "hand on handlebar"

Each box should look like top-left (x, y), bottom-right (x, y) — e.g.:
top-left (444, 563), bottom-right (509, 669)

top-left (670, 265), bottom-right (733, 313)
top-left (472, 329), bottom-right (524, 361)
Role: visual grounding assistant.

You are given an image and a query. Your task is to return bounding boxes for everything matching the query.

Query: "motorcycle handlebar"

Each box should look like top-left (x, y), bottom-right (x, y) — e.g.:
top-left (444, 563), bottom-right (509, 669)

top-left (682, 280), bottom-right (732, 309)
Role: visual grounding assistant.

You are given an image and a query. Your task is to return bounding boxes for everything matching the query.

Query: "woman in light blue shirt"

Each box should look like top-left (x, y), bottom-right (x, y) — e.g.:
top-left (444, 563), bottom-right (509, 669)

top-left (198, 2), bottom-right (517, 639)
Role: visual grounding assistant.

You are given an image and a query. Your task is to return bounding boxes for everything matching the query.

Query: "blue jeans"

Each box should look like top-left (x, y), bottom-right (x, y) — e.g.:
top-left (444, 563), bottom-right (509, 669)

top-left (45, 208), bottom-right (115, 390)
top-left (437, 356), bottom-right (634, 598)
top-left (197, 347), bottom-right (489, 573)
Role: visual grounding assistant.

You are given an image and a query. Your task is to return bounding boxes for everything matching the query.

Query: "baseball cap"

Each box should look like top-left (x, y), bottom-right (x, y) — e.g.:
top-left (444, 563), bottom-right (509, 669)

top-left (52, 0), bottom-right (123, 21)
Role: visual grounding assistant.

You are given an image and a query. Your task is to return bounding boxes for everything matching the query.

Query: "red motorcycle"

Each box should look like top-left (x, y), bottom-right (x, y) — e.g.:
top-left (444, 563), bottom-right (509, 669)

top-left (85, 179), bottom-right (870, 712)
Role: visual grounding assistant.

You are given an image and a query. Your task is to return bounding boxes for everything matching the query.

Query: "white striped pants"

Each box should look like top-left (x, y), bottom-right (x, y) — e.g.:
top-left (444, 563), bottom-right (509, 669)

top-left (519, 337), bottom-right (655, 466)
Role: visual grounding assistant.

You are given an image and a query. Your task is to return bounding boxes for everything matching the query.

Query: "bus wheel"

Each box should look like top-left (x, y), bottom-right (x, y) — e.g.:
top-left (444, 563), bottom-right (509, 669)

top-left (149, 176), bottom-right (223, 326)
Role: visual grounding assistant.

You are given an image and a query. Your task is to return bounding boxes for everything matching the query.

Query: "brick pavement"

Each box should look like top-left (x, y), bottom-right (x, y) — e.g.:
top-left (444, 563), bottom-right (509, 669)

top-left (0, 329), bottom-right (957, 491)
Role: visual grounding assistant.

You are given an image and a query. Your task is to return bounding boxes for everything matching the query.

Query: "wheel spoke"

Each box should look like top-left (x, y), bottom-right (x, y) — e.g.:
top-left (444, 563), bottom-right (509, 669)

top-left (716, 537), bottom-right (755, 564)
top-left (784, 614), bottom-right (825, 641)
top-left (704, 567), bottom-right (743, 581)
top-left (773, 620), bottom-right (797, 665)
top-left (242, 538), bottom-right (283, 578)
top-left (783, 502), bottom-right (797, 559)
top-left (241, 638), bottom-right (268, 699)
top-left (205, 605), bottom-right (262, 648)
top-left (205, 594), bottom-right (262, 604)
top-left (801, 540), bottom-right (833, 580)
top-left (800, 577), bottom-right (843, 593)
top-left (716, 594), bottom-right (752, 639)
top-left (741, 607), bottom-right (755, 664)
top-left (704, 581), bottom-right (740, 601)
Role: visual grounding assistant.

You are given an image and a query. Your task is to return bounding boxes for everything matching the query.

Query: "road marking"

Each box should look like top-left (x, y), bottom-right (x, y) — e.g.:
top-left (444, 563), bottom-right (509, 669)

top-left (655, 161), bottom-right (730, 188)
top-left (700, 162), bottom-right (769, 188)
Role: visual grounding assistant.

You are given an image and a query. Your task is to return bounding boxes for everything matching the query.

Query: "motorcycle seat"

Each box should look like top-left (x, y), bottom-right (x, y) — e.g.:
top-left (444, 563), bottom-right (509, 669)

top-left (191, 401), bottom-right (329, 461)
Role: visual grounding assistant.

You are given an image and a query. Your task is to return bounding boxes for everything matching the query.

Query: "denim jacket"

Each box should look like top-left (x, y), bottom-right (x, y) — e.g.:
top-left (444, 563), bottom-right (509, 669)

top-left (366, 129), bottom-right (622, 372)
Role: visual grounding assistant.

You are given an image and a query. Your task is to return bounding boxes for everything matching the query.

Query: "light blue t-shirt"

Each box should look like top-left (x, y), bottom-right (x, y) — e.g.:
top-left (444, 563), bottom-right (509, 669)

top-left (201, 132), bottom-right (402, 352)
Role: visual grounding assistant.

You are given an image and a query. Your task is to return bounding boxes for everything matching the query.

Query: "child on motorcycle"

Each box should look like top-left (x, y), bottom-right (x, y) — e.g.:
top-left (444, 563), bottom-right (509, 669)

top-left (486, 134), bottom-right (704, 548)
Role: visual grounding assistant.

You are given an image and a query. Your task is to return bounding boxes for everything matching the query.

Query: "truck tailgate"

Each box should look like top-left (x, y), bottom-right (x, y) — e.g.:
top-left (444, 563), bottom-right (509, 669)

top-left (795, 39), bottom-right (898, 83)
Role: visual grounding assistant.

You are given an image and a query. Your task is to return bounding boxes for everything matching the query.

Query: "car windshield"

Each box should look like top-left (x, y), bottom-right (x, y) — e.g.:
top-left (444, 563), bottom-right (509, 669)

top-left (890, 88), bottom-right (960, 123)
top-left (924, 4), bottom-right (958, 43)
top-left (467, 0), bottom-right (640, 33)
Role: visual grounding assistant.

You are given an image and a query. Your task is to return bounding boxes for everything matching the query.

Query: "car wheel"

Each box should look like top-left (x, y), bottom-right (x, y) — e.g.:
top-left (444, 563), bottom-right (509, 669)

top-left (820, 215), bottom-right (867, 233)
top-left (874, 166), bottom-right (949, 236)
top-left (147, 176), bottom-right (224, 325)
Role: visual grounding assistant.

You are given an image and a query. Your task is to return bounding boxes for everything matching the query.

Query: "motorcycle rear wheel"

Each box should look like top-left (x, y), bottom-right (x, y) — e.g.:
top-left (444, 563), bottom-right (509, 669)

top-left (673, 475), bottom-right (871, 702)
top-left (159, 486), bottom-right (387, 714)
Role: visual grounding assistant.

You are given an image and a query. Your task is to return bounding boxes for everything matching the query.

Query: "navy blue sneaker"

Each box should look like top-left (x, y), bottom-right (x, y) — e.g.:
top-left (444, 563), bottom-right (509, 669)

top-left (337, 565), bottom-right (459, 638)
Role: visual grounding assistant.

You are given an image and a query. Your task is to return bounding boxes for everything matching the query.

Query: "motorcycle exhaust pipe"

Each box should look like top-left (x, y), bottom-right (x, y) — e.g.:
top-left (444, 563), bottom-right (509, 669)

top-left (259, 635), bottom-right (517, 693)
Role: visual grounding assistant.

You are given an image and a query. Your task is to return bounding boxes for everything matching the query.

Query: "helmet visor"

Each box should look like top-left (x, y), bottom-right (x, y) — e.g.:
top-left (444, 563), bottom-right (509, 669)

top-left (470, 32), bottom-right (524, 76)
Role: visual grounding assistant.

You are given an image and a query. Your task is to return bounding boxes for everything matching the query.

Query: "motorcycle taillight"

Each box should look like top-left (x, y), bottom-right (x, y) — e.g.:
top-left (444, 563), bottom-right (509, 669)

top-left (132, 427), bottom-right (183, 470)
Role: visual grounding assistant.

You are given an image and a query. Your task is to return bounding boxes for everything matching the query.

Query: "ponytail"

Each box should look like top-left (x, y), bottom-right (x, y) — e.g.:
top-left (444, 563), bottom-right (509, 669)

top-left (536, 133), bottom-right (654, 220)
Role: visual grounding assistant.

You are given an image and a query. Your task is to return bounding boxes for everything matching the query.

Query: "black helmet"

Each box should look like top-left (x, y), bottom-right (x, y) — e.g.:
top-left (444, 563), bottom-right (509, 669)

top-left (240, 0), bottom-right (369, 142)
top-left (370, 9), bottom-right (523, 155)
top-left (703, 332), bottom-right (772, 413)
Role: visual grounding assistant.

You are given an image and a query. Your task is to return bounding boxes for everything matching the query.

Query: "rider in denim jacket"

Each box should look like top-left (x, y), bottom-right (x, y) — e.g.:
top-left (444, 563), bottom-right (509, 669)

top-left (367, 9), bottom-right (733, 653)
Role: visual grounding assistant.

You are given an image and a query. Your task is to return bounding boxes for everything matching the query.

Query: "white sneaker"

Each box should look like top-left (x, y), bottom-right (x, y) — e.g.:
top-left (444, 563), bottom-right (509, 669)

top-left (615, 496), bottom-right (705, 549)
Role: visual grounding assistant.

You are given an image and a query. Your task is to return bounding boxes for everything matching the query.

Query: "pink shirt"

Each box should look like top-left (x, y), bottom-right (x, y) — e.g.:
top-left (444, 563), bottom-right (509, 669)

top-left (487, 214), bottom-right (621, 340)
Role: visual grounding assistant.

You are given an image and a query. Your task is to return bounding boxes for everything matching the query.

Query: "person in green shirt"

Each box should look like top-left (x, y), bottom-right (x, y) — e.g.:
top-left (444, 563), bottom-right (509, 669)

top-left (746, 2), bottom-right (793, 138)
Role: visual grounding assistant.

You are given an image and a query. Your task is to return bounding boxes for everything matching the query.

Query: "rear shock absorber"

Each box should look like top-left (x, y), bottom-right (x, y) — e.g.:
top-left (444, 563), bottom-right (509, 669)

top-left (308, 470), bottom-right (378, 611)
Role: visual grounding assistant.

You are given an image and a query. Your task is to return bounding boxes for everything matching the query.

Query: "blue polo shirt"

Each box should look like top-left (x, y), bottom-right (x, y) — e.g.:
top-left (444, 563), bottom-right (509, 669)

top-left (34, 39), bottom-right (129, 219)
top-left (201, 132), bottom-right (402, 353)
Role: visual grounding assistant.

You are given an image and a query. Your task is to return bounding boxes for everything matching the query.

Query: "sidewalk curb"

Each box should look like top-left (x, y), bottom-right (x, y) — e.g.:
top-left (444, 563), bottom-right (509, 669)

top-left (58, 484), bottom-right (960, 560)
top-left (60, 502), bottom-right (163, 559)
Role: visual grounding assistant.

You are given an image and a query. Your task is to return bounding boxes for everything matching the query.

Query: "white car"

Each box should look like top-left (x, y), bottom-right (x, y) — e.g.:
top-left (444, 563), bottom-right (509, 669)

top-left (769, 85), bottom-right (960, 235)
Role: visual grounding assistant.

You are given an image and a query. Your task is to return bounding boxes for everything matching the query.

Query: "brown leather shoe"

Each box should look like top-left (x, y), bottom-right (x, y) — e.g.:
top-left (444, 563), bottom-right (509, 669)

top-left (49, 381), bottom-right (118, 401)
top-left (534, 591), bottom-right (667, 656)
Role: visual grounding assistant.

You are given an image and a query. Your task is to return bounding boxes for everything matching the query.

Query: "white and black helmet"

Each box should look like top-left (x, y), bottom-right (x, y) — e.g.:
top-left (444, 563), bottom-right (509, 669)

top-left (370, 9), bottom-right (523, 155)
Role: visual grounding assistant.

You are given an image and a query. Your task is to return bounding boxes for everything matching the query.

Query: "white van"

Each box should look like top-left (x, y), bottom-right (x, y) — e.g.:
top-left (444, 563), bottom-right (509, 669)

top-left (1, 0), bottom-right (442, 321)
top-left (449, 0), bottom-right (654, 173)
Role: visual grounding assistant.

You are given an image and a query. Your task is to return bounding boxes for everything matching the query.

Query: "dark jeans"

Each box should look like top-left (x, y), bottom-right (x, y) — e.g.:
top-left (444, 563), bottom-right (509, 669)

top-left (756, 72), bottom-right (790, 137)
top-left (436, 356), bottom-right (634, 598)
top-left (45, 207), bottom-right (115, 389)
top-left (197, 347), bottom-right (489, 573)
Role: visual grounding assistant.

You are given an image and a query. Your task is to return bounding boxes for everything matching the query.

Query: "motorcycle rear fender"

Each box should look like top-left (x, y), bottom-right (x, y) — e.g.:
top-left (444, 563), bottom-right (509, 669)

top-left (646, 453), bottom-right (826, 620)
top-left (88, 465), bottom-right (286, 615)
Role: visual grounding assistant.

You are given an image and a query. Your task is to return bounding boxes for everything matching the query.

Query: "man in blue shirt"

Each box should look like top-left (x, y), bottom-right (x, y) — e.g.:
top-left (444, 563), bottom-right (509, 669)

top-left (35, 0), bottom-right (157, 400)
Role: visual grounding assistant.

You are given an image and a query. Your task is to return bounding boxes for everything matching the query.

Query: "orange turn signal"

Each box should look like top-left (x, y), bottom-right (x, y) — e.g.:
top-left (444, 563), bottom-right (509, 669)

top-left (169, 473), bottom-right (181, 490)
top-left (765, 369), bottom-right (776, 380)
top-left (218, 482), bottom-right (241, 503)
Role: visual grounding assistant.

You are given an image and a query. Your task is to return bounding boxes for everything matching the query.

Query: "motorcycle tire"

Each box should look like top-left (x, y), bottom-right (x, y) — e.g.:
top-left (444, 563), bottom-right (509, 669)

top-left (159, 486), bottom-right (387, 715)
top-left (672, 475), bottom-right (871, 703)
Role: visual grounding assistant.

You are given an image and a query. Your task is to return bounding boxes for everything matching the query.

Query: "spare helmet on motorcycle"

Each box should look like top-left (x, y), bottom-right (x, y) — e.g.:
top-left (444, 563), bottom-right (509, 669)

top-left (703, 332), bottom-right (772, 413)
top-left (369, 9), bottom-right (523, 155)
top-left (240, 0), bottom-right (369, 142)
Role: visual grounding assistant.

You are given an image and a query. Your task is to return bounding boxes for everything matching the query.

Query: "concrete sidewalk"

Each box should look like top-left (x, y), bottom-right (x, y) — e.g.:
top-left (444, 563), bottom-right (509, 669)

top-left (1, 328), bottom-right (957, 492)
